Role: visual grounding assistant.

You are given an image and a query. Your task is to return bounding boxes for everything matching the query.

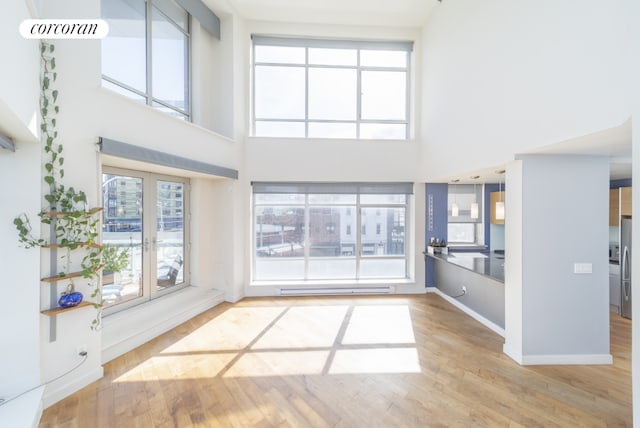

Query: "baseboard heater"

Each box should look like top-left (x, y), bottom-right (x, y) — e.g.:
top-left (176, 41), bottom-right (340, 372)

top-left (278, 286), bottom-right (394, 296)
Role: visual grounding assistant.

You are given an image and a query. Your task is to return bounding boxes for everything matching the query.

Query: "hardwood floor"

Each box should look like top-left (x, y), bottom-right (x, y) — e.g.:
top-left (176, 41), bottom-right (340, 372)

top-left (40, 294), bottom-right (632, 427)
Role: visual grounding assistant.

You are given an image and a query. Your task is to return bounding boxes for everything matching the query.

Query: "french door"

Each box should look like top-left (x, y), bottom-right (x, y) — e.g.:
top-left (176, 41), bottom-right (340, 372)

top-left (102, 167), bottom-right (189, 313)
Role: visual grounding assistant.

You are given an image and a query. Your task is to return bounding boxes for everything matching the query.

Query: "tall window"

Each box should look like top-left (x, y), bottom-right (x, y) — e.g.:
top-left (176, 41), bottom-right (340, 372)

top-left (253, 183), bottom-right (411, 281)
top-left (101, 0), bottom-right (190, 120)
top-left (448, 184), bottom-right (483, 244)
top-left (102, 167), bottom-right (189, 313)
top-left (252, 36), bottom-right (413, 139)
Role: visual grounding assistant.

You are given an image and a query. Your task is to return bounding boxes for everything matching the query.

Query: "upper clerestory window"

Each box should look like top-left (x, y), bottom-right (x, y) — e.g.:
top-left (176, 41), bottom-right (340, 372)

top-left (251, 36), bottom-right (413, 140)
top-left (101, 0), bottom-right (191, 121)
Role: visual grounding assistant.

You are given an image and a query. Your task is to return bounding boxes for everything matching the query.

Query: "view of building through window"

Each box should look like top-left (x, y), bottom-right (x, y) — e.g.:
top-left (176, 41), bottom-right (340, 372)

top-left (253, 186), bottom-right (409, 281)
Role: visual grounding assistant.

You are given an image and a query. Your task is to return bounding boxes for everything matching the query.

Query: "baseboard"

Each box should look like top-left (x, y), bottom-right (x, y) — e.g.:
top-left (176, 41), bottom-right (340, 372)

top-left (102, 288), bottom-right (225, 363)
top-left (427, 287), bottom-right (505, 337)
top-left (503, 343), bottom-right (523, 364)
top-left (42, 367), bottom-right (103, 408)
top-left (520, 353), bottom-right (613, 366)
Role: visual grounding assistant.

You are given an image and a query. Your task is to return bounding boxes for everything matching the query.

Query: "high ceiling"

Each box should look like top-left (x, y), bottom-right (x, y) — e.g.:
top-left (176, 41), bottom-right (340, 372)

top-left (220, 0), bottom-right (440, 27)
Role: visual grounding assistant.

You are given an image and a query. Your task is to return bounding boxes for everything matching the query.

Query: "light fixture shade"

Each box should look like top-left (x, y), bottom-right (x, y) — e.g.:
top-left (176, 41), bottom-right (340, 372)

top-left (470, 202), bottom-right (479, 219)
top-left (495, 201), bottom-right (505, 220)
top-left (451, 203), bottom-right (459, 217)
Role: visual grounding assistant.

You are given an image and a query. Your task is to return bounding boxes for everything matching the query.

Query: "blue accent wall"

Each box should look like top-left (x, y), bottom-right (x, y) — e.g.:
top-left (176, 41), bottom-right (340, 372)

top-left (425, 183), bottom-right (448, 287)
top-left (610, 178), bottom-right (632, 188)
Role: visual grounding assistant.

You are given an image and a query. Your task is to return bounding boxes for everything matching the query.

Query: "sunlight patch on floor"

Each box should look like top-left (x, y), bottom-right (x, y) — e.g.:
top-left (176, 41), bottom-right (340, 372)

top-left (223, 351), bottom-right (330, 377)
top-left (161, 306), bottom-right (286, 353)
top-left (329, 348), bottom-right (421, 374)
top-left (252, 305), bottom-right (349, 349)
top-left (342, 305), bottom-right (415, 345)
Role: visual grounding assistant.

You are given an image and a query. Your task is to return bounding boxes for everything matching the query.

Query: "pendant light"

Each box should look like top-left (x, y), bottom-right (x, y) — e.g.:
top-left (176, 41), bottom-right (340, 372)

top-left (495, 170), bottom-right (505, 220)
top-left (470, 176), bottom-right (479, 219)
top-left (451, 179), bottom-right (459, 217)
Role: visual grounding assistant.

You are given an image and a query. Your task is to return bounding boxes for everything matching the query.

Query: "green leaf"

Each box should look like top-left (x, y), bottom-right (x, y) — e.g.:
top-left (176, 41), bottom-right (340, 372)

top-left (52, 90), bottom-right (58, 102)
top-left (59, 157), bottom-right (64, 166)
top-left (57, 145), bottom-right (63, 153)
top-left (44, 176), bottom-right (54, 185)
top-left (50, 44), bottom-right (55, 53)
top-left (45, 163), bottom-right (53, 172)
top-left (54, 106), bottom-right (60, 114)
top-left (43, 76), bottom-right (49, 90)
top-left (51, 118), bottom-right (56, 127)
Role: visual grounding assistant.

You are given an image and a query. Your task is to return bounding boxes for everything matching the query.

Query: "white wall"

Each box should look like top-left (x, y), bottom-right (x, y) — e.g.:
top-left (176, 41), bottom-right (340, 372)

top-left (0, 0), bottom-right (42, 410)
top-left (420, 0), bottom-right (629, 180)
top-left (0, 0), bottom-right (244, 407)
top-left (504, 155), bottom-right (611, 364)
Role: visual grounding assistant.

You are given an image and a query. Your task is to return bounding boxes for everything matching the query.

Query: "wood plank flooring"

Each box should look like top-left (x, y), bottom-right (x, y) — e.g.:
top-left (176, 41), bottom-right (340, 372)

top-left (39, 294), bottom-right (632, 427)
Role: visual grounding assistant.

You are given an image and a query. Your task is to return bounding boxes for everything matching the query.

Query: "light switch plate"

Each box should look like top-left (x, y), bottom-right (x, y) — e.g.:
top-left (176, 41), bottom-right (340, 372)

top-left (574, 262), bottom-right (593, 274)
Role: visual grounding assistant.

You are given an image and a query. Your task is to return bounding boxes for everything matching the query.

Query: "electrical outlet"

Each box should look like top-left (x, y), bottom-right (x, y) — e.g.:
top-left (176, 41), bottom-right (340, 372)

top-left (462, 286), bottom-right (467, 294)
top-left (76, 345), bottom-right (87, 358)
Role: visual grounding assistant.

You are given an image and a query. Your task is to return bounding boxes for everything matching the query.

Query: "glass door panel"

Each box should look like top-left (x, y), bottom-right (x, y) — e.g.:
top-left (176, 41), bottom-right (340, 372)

top-left (156, 180), bottom-right (185, 291)
top-left (102, 173), bottom-right (144, 306)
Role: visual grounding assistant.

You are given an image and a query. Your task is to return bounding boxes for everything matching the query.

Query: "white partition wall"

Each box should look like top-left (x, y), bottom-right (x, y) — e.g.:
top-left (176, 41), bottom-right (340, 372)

top-left (504, 154), bottom-right (611, 364)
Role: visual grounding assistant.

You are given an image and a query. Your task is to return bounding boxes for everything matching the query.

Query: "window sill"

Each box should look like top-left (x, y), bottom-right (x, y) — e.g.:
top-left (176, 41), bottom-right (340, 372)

top-left (247, 136), bottom-right (417, 144)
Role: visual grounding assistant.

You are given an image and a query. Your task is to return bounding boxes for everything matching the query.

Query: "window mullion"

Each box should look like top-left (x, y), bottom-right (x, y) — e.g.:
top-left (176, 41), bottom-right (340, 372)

top-left (146, 0), bottom-right (153, 107)
top-left (305, 47), bottom-right (309, 138)
top-left (356, 49), bottom-right (362, 139)
top-left (304, 194), bottom-right (310, 279)
top-left (355, 194), bottom-right (361, 279)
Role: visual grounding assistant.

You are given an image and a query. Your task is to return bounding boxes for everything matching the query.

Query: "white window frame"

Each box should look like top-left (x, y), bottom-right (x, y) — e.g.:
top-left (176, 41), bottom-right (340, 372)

top-left (101, 0), bottom-right (192, 120)
top-left (252, 183), bottom-right (411, 281)
top-left (102, 166), bottom-right (190, 315)
top-left (251, 36), bottom-right (413, 139)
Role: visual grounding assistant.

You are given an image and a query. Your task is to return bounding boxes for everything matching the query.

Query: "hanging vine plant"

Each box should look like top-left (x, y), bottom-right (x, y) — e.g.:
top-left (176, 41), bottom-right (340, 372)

top-left (13, 41), bottom-right (104, 329)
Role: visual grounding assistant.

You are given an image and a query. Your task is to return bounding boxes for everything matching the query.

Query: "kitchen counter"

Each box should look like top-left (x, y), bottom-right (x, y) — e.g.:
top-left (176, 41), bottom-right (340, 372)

top-left (426, 250), bottom-right (505, 330)
top-left (427, 251), bottom-right (505, 283)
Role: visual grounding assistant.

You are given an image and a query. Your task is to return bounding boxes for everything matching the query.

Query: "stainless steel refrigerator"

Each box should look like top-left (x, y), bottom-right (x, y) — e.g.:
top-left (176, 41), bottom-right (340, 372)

top-left (621, 216), bottom-right (632, 319)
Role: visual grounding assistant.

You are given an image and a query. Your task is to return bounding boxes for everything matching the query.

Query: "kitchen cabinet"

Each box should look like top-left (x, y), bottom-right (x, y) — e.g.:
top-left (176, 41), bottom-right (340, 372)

top-left (490, 191), bottom-right (505, 225)
top-left (610, 263), bottom-right (621, 314)
top-left (610, 189), bottom-right (620, 226)
top-left (621, 186), bottom-right (632, 216)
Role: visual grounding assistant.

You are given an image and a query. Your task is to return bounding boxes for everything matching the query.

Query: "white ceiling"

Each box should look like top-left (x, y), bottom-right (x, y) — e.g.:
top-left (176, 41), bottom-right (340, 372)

top-left (220, 0), bottom-right (440, 27)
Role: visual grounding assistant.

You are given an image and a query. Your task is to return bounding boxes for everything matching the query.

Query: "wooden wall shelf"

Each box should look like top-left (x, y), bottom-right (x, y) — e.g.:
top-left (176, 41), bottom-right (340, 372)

top-left (41, 301), bottom-right (92, 316)
top-left (41, 264), bottom-right (103, 282)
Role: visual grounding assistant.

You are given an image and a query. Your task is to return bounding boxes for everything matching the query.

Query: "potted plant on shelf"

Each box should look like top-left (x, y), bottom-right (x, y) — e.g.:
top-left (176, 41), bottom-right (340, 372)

top-left (13, 41), bottom-right (104, 329)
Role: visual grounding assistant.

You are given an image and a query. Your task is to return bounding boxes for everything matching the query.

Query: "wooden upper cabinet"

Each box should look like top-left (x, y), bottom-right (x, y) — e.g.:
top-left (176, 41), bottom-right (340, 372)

top-left (610, 188), bottom-right (620, 226)
top-left (490, 191), bottom-right (505, 225)
top-left (621, 186), bottom-right (632, 216)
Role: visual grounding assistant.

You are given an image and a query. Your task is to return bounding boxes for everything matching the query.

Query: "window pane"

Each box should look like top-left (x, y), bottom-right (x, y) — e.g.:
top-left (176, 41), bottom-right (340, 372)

top-left (255, 121), bottom-right (305, 137)
top-left (255, 194), bottom-right (305, 204)
top-left (308, 68), bottom-right (357, 120)
top-left (156, 180), bottom-right (185, 291)
top-left (101, 0), bottom-right (147, 93)
top-left (448, 184), bottom-right (482, 223)
top-left (254, 45), bottom-right (305, 64)
top-left (448, 223), bottom-right (476, 243)
top-left (361, 71), bottom-right (406, 120)
top-left (308, 48), bottom-right (357, 66)
top-left (152, 8), bottom-right (189, 113)
top-left (255, 259), bottom-right (305, 280)
top-left (359, 259), bottom-right (406, 278)
top-left (360, 194), bottom-right (406, 204)
top-left (308, 122), bottom-right (356, 139)
top-left (309, 207), bottom-right (355, 257)
top-left (360, 50), bottom-right (408, 68)
top-left (102, 173), bottom-right (143, 307)
top-left (255, 206), bottom-right (305, 258)
top-left (309, 259), bottom-right (356, 279)
top-left (255, 66), bottom-right (305, 119)
top-left (102, 79), bottom-right (146, 103)
top-left (360, 123), bottom-right (406, 140)
top-left (360, 207), bottom-right (405, 256)
top-left (308, 194), bottom-right (356, 204)
top-left (151, 102), bottom-right (188, 120)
